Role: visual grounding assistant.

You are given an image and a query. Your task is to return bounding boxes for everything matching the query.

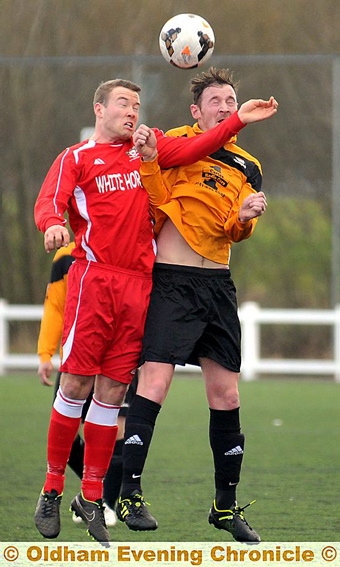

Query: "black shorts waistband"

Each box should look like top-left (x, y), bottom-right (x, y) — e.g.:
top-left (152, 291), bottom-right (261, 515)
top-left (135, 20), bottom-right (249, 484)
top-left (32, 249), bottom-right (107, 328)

top-left (153, 262), bottom-right (231, 278)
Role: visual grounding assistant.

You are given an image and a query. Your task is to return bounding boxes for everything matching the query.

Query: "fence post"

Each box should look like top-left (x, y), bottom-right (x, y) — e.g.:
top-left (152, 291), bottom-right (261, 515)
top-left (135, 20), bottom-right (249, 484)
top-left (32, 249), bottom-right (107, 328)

top-left (239, 301), bottom-right (260, 381)
top-left (334, 304), bottom-right (340, 383)
top-left (0, 298), bottom-right (9, 376)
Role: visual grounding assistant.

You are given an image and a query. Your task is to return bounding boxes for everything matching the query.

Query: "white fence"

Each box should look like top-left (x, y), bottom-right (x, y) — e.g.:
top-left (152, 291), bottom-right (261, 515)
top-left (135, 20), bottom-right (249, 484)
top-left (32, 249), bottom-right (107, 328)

top-left (1, 298), bottom-right (340, 382)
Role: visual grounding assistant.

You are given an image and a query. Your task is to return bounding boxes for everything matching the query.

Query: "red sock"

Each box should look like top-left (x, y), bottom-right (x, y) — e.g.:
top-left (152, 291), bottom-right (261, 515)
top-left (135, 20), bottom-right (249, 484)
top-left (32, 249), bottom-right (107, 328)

top-left (81, 422), bottom-right (118, 501)
top-left (43, 407), bottom-right (81, 494)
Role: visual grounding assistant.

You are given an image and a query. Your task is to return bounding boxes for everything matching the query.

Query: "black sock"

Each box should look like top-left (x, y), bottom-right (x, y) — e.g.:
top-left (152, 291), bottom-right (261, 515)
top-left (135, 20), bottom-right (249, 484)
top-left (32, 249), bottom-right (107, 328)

top-left (67, 434), bottom-right (84, 479)
top-left (103, 438), bottom-right (124, 509)
top-left (120, 395), bottom-right (161, 498)
top-left (209, 407), bottom-right (244, 509)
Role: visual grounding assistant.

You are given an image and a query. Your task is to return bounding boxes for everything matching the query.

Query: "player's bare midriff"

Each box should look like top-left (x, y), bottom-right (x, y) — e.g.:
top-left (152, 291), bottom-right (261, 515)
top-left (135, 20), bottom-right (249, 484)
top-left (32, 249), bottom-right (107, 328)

top-left (155, 218), bottom-right (229, 269)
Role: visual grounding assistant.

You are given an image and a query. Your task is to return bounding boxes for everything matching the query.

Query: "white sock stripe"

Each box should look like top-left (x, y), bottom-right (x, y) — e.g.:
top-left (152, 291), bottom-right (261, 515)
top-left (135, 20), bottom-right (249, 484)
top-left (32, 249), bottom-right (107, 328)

top-left (85, 398), bottom-right (120, 426)
top-left (58, 388), bottom-right (87, 406)
top-left (53, 388), bottom-right (86, 418)
top-left (92, 396), bottom-right (121, 410)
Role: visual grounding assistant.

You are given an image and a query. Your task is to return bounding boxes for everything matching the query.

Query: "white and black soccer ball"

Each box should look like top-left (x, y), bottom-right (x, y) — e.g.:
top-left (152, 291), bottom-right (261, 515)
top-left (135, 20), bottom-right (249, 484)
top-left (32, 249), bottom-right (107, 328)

top-left (159, 13), bottom-right (215, 69)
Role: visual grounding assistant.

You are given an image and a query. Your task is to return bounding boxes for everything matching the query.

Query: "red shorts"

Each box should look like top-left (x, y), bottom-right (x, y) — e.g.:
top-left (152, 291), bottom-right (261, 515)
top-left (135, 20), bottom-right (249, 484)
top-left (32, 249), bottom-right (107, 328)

top-left (60, 260), bottom-right (152, 383)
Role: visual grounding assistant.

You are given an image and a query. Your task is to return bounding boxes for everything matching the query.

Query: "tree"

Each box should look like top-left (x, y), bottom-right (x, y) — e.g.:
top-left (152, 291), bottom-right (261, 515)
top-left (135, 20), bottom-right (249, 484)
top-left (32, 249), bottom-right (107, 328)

top-left (0, 0), bottom-right (338, 305)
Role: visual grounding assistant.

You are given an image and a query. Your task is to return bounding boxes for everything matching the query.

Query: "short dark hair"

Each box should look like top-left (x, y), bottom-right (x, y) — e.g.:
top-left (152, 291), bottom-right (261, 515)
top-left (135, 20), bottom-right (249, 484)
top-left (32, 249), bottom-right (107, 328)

top-left (190, 67), bottom-right (239, 106)
top-left (93, 79), bottom-right (141, 106)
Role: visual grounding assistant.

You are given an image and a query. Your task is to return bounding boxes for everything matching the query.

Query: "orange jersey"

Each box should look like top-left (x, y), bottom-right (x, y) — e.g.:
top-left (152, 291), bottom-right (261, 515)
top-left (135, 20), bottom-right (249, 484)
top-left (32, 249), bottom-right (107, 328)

top-left (37, 243), bottom-right (75, 363)
top-left (140, 123), bottom-right (262, 265)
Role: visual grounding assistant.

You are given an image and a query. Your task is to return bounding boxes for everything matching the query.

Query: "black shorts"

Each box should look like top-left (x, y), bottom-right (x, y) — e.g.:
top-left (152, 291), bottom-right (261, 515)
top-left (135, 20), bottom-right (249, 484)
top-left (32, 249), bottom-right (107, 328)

top-left (141, 263), bottom-right (241, 372)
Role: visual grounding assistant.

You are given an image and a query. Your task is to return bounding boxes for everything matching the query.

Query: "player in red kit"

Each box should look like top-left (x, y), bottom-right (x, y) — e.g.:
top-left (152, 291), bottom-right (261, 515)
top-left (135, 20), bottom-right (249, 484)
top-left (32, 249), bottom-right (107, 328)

top-left (33, 77), bottom-right (278, 546)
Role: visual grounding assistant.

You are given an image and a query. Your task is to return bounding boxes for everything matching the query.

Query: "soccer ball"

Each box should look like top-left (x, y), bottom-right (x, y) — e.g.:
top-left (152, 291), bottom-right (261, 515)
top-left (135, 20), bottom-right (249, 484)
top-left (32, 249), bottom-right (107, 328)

top-left (159, 13), bottom-right (215, 69)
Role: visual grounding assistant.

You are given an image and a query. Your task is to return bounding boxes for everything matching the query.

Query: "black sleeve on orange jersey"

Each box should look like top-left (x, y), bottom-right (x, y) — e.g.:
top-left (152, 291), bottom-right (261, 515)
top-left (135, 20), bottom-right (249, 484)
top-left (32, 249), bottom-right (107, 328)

top-left (210, 148), bottom-right (262, 192)
top-left (50, 255), bottom-right (75, 284)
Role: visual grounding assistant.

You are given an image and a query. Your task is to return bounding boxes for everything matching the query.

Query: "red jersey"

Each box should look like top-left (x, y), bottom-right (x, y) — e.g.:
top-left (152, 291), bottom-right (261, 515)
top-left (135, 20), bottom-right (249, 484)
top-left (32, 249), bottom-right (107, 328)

top-left (34, 113), bottom-right (245, 274)
top-left (35, 140), bottom-right (155, 273)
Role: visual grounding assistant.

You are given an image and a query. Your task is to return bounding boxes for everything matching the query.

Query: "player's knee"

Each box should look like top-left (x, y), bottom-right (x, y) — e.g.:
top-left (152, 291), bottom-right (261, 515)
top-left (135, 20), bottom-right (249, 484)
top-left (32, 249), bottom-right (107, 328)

top-left (138, 362), bottom-right (173, 404)
top-left (226, 390), bottom-right (240, 409)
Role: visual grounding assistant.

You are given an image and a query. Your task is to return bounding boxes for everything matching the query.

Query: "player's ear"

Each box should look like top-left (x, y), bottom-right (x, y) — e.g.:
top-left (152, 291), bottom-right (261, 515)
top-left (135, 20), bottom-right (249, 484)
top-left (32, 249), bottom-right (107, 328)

top-left (190, 103), bottom-right (200, 120)
top-left (93, 102), bottom-right (104, 118)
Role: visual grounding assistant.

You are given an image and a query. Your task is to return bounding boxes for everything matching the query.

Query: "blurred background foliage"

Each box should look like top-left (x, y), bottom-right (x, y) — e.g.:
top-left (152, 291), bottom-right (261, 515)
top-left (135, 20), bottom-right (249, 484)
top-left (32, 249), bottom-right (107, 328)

top-left (0, 0), bottom-right (338, 327)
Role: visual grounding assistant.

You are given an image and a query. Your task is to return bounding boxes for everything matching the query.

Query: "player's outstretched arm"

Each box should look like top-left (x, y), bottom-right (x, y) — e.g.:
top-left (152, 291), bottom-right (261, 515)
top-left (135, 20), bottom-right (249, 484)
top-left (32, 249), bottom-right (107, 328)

top-left (156, 97), bottom-right (277, 169)
top-left (238, 96), bottom-right (278, 124)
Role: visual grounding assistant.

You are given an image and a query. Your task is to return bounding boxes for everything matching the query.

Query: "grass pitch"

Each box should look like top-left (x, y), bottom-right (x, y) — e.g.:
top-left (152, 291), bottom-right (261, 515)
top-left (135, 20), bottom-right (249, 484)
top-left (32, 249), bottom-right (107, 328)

top-left (0, 372), bottom-right (339, 542)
